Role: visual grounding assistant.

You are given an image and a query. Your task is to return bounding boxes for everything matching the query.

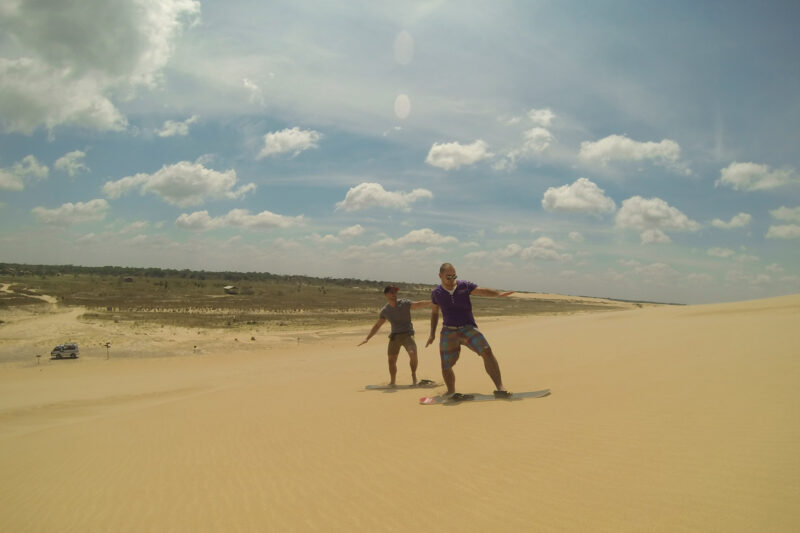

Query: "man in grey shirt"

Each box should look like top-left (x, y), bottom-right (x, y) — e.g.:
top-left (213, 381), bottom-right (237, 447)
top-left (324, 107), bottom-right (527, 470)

top-left (358, 285), bottom-right (431, 386)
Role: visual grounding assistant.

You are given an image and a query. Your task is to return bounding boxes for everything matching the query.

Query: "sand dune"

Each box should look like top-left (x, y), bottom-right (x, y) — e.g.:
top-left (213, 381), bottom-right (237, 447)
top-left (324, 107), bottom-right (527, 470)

top-left (0, 295), bottom-right (798, 531)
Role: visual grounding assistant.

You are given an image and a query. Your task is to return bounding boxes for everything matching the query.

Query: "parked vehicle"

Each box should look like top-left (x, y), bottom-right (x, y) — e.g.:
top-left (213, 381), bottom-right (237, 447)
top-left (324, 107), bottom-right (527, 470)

top-left (51, 343), bottom-right (80, 359)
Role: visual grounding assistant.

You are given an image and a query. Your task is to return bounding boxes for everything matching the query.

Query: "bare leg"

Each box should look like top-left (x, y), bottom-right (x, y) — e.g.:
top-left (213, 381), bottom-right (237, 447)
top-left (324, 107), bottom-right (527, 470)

top-left (407, 348), bottom-right (418, 384)
top-left (388, 353), bottom-right (399, 385)
top-left (441, 353), bottom-right (459, 395)
top-left (442, 367), bottom-right (456, 395)
top-left (480, 349), bottom-right (504, 391)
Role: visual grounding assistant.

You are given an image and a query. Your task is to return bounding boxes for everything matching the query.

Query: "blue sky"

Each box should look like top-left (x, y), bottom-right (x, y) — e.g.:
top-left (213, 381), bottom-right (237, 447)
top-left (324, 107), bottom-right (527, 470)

top-left (1, 0), bottom-right (798, 304)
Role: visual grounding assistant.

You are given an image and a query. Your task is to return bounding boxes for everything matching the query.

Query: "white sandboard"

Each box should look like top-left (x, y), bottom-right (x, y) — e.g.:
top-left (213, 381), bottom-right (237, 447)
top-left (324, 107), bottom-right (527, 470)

top-left (419, 389), bottom-right (551, 405)
top-left (365, 379), bottom-right (439, 391)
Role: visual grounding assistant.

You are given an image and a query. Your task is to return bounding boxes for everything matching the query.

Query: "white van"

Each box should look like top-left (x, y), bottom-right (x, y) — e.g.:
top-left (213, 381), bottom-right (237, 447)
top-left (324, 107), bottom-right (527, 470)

top-left (51, 343), bottom-right (80, 359)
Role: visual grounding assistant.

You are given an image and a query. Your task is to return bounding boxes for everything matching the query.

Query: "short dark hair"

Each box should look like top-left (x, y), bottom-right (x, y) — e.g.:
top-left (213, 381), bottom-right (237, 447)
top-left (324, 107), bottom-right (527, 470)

top-left (439, 262), bottom-right (454, 273)
top-left (383, 285), bottom-right (398, 294)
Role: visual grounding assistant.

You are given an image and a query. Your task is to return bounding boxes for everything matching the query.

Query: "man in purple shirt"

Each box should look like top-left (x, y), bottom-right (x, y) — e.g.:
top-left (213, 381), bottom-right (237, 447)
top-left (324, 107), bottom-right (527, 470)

top-left (426, 262), bottom-right (513, 399)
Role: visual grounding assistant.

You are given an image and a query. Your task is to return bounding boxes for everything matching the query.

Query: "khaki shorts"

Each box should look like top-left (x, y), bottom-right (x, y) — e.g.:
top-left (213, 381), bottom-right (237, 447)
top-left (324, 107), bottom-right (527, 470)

top-left (388, 332), bottom-right (417, 356)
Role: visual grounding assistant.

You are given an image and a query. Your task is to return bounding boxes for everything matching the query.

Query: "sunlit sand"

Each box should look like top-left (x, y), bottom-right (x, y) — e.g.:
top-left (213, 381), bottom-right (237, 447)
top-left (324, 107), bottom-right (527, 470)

top-left (1, 294), bottom-right (798, 531)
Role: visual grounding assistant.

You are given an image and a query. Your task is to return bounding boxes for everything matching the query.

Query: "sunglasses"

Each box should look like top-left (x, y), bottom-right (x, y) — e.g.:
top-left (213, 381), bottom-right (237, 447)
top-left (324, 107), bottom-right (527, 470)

top-left (444, 274), bottom-right (457, 280)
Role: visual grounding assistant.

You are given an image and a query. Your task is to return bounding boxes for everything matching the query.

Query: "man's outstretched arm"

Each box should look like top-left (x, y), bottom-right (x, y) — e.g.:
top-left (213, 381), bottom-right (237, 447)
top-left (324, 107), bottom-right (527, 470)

top-left (358, 317), bottom-right (386, 346)
top-left (472, 287), bottom-right (514, 297)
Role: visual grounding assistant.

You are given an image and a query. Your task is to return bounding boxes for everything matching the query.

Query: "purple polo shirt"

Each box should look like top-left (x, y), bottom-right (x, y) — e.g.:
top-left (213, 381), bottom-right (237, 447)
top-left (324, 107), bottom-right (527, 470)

top-left (431, 280), bottom-right (479, 327)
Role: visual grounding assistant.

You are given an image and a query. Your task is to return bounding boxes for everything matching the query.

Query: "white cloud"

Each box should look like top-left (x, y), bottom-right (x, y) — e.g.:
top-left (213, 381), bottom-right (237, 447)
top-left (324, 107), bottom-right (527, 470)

top-left (0, 154), bottom-right (49, 190)
top-left (272, 237), bottom-right (304, 252)
top-left (520, 236), bottom-right (571, 262)
top-left (542, 177), bottom-right (617, 215)
top-left (54, 150), bottom-right (89, 177)
top-left (120, 221), bottom-right (150, 234)
top-left (619, 259), bottom-right (641, 268)
top-left (615, 196), bottom-right (700, 244)
top-left (174, 211), bottom-right (215, 230)
top-left (579, 134), bottom-right (684, 171)
top-left (496, 224), bottom-right (523, 234)
top-left (219, 208), bottom-right (304, 229)
top-left (310, 224), bottom-right (365, 244)
top-left (766, 224), bottom-right (800, 239)
top-left (32, 198), bottom-right (109, 225)
top-left (373, 228), bottom-right (457, 247)
top-left (496, 243), bottom-right (523, 258)
top-left (496, 125), bottom-right (556, 170)
top-left (687, 273), bottom-right (713, 283)
top-left (465, 250), bottom-right (489, 260)
top-left (0, 57), bottom-right (128, 134)
top-left (382, 126), bottom-right (403, 137)
top-left (528, 108), bottom-right (555, 127)
top-left (633, 262), bottom-right (679, 283)
top-left (338, 224), bottom-right (365, 238)
top-left (711, 212), bottom-right (751, 229)
top-left (175, 208), bottom-right (304, 231)
top-left (0, 169), bottom-right (22, 191)
top-left (336, 182), bottom-right (432, 212)
top-left (724, 267), bottom-right (777, 286)
top-left (707, 247), bottom-right (735, 258)
top-left (522, 127), bottom-right (554, 153)
top-left (0, 0), bottom-right (200, 134)
top-left (257, 127), bottom-right (322, 158)
top-left (243, 78), bottom-right (264, 105)
top-left (716, 162), bottom-right (798, 191)
top-left (157, 115), bottom-right (198, 137)
top-left (309, 233), bottom-right (341, 244)
top-left (498, 115), bottom-right (522, 126)
top-left (103, 161), bottom-right (256, 207)
top-left (770, 206), bottom-right (800, 222)
top-left (75, 232), bottom-right (101, 245)
top-left (425, 140), bottom-right (493, 170)
top-left (639, 229), bottom-right (671, 244)
top-left (724, 269), bottom-right (752, 284)
top-left (619, 259), bottom-right (680, 284)
top-left (569, 231), bottom-right (584, 242)
top-left (17, 155), bottom-right (48, 179)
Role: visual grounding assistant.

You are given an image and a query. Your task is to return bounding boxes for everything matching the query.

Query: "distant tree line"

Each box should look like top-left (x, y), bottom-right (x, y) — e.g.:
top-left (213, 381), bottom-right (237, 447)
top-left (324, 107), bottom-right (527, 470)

top-left (0, 262), bottom-right (418, 290)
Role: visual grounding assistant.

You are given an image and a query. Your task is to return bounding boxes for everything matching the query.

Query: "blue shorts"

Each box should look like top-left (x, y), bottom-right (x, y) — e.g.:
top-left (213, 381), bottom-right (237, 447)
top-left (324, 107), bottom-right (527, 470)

top-left (439, 325), bottom-right (491, 370)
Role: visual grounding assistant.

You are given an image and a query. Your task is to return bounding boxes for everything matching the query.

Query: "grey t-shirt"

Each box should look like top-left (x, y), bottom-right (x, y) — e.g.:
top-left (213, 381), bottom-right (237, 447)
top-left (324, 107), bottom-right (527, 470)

top-left (380, 298), bottom-right (414, 334)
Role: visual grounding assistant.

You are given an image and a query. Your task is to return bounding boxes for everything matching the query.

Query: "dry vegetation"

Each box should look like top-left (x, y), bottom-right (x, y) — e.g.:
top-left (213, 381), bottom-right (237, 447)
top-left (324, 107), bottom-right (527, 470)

top-left (1, 263), bottom-right (628, 330)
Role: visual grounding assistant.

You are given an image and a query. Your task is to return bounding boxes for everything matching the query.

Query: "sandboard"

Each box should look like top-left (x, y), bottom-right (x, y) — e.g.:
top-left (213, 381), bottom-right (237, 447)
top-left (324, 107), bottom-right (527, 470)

top-left (419, 389), bottom-right (551, 405)
top-left (365, 379), bottom-right (440, 391)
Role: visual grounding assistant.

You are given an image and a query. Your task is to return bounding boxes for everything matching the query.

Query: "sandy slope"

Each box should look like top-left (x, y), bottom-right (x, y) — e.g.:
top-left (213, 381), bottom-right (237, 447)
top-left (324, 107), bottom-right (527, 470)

top-left (0, 295), bottom-right (798, 532)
